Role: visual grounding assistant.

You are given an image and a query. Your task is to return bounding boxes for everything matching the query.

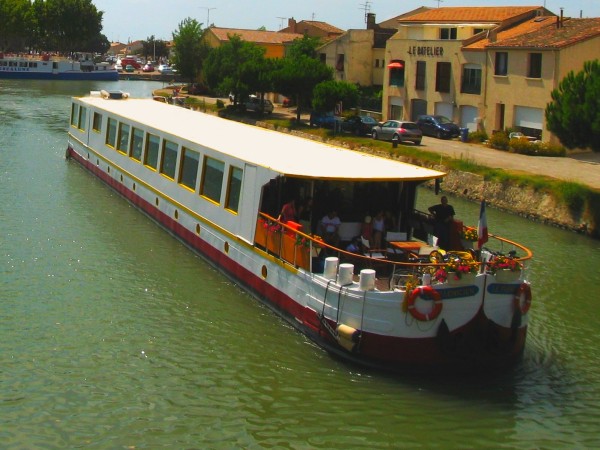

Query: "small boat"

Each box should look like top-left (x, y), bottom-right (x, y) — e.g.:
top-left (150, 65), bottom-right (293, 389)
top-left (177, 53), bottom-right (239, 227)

top-left (66, 92), bottom-right (534, 372)
top-left (0, 53), bottom-right (118, 81)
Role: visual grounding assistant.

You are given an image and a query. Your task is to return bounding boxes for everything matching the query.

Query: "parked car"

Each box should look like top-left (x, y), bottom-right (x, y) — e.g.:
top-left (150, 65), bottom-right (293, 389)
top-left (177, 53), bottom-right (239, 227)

top-left (415, 115), bottom-right (460, 139)
top-left (124, 64), bottom-right (135, 73)
top-left (244, 97), bottom-right (274, 114)
top-left (157, 64), bottom-right (174, 75)
top-left (142, 63), bottom-right (154, 72)
top-left (309, 111), bottom-right (337, 128)
top-left (341, 115), bottom-right (379, 135)
top-left (371, 120), bottom-right (422, 145)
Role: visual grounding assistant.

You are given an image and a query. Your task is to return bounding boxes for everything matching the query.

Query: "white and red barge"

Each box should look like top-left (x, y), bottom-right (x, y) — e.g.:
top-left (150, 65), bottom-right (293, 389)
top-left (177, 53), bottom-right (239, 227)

top-left (66, 92), bottom-right (533, 371)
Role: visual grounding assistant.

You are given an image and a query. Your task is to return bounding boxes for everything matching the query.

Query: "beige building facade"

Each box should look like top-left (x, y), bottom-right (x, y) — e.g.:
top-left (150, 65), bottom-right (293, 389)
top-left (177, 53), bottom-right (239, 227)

top-left (380, 6), bottom-right (600, 143)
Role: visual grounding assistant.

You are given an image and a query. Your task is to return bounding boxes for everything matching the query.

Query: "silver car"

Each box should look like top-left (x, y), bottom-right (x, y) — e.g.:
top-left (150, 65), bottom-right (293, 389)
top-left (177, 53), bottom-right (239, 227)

top-left (371, 120), bottom-right (422, 145)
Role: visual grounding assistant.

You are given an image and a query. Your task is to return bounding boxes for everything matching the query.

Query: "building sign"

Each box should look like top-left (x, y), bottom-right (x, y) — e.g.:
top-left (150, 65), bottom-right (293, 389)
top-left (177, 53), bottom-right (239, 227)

top-left (407, 46), bottom-right (445, 57)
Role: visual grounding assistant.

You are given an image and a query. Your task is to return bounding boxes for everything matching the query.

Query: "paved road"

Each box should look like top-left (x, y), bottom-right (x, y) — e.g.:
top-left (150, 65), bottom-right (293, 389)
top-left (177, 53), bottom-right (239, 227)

top-left (416, 136), bottom-right (600, 190)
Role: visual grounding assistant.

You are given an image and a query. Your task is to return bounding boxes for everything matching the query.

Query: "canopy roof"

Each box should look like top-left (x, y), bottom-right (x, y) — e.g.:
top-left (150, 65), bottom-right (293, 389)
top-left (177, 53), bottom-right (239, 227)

top-left (79, 95), bottom-right (445, 182)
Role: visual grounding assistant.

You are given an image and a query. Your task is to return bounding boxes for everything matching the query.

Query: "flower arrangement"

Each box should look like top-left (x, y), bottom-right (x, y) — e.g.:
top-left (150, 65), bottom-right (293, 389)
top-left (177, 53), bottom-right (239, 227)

top-left (460, 227), bottom-right (478, 241)
top-left (295, 235), bottom-right (311, 248)
top-left (487, 255), bottom-right (523, 273)
top-left (446, 257), bottom-right (479, 280)
top-left (262, 220), bottom-right (281, 233)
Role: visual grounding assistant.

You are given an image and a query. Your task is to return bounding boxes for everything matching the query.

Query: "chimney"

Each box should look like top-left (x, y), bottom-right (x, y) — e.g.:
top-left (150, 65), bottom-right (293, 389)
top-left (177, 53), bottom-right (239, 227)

top-left (288, 18), bottom-right (297, 32)
top-left (366, 13), bottom-right (376, 30)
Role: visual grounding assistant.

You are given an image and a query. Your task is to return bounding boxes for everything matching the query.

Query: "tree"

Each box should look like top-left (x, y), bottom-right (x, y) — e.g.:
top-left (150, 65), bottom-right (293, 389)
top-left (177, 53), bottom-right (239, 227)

top-left (273, 53), bottom-right (333, 121)
top-left (285, 35), bottom-right (322, 59)
top-left (546, 59), bottom-right (600, 152)
top-left (171, 17), bottom-right (208, 83)
top-left (141, 36), bottom-right (168, 61)
top-left (203, 35), bottom-right (268, 103)
top-left (312, 80), bottom-right (359, 113)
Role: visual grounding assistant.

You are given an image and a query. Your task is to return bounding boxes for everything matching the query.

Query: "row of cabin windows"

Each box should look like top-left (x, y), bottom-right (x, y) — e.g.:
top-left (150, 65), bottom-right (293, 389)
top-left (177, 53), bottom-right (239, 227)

top-left (392, 52), bottom-right (543, 93)
top-left (75, 107), bottom-right (243, 213)
top-left (0, 61), bottom-right (39, 68)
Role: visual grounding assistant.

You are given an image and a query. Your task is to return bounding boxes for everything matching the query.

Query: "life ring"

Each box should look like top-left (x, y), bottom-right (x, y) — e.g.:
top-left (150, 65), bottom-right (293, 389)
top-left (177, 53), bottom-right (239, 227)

top-left (407, 286), bottom-right (443, 321)
top-left (514, 283), bottom-right (532, 314)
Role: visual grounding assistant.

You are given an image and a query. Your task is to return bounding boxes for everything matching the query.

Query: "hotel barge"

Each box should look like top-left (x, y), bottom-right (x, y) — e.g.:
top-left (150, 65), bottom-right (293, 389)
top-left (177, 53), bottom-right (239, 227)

top-left (66, 92), bottom-right (533, 371)
top-left (0, 54), bottom-right (118, 80)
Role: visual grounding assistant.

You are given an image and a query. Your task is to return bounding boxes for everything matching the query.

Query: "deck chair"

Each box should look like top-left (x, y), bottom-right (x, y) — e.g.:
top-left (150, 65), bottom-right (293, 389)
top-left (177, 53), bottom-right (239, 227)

top-left (360, 236), bottom-right (386, 260)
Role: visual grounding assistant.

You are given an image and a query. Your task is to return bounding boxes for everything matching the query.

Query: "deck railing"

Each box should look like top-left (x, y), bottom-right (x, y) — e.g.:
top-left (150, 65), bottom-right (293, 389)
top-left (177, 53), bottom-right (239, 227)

top-left (255, 212), bottom-right (532, 289)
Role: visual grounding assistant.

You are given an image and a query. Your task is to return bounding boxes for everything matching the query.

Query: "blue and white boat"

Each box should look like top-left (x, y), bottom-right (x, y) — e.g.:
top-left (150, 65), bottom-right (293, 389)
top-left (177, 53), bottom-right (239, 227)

top-left (0, 54), bottom-right (118, 81)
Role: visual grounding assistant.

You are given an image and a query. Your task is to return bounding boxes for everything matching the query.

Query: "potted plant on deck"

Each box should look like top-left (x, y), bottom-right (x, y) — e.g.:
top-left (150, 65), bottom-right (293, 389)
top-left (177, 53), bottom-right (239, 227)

top-left (487, 255), bottom-right (523, 282)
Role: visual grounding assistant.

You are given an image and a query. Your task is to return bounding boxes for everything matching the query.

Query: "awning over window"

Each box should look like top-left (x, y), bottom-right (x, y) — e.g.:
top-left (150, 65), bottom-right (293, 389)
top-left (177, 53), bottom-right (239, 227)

top-left (387, 61), bottom-right (404, 69)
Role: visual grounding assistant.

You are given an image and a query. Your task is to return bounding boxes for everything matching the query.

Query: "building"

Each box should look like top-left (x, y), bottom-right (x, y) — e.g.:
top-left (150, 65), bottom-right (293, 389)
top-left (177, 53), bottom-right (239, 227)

top-left (279, 18), bottom-right (344, 41)
top-left (381, 6), bottom-right (600, 143)
top-left (202, 27), bottom-right (303, 58)
top-left (317, 10), bottom-right (427, 87)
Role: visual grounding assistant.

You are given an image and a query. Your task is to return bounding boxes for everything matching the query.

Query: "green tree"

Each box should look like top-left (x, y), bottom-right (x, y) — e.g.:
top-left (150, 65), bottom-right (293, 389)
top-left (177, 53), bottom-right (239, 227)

top-left (285, 35), bottom-right (322, 59)
top-left (43, 0), bottom-right (104, 53)
top-left (546, 59), bottom-right (600, 152)
top-left (141, 36), bottom-right (168, 61)
top-left (312, 80), bottom-right (359, 113)
top-left (172, 18), bottom-right (208, 83)
top-left (203, 35), bottom-right (268, 103)
top-left (273, 53), bottom-right (333, 121)
top-left (0, 0), bottom-right (33, 51)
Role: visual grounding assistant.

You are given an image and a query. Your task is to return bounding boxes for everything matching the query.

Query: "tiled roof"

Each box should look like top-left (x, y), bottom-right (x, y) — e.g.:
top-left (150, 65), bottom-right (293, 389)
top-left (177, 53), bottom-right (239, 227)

top-left (298, 21), bottom-right (344, 34)
top-left (484, 17), bottom-right (600, 49)
top-left (464, 16), bottom-right (555, 50)
top-left (397, 6), bottom-right (543, 24)
top-left (209, 27), bottom-right (303, 44)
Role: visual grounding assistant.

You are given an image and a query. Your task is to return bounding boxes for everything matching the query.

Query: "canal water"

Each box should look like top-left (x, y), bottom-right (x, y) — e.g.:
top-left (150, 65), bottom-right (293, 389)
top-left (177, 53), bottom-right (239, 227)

top-left (1, 79), bottom-right (600, 448)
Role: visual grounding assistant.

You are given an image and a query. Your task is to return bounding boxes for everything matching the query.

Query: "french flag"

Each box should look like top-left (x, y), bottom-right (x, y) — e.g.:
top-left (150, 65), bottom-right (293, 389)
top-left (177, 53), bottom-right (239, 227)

top-left (478, 200), bottom-right (489, 249)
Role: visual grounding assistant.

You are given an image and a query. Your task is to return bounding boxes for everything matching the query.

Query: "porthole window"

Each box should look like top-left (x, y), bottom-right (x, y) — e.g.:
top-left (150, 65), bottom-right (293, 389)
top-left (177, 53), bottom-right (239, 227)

top-left (261, 265), bottom-right (268, 279)
top-left (174, 210), bottom-right (179, 220)
top-left (155, 197), bottom-right (159, 206)
top-left (224, 242), bottom-right (229, 253)
top-left (195, 224), bottom-right (201, 235)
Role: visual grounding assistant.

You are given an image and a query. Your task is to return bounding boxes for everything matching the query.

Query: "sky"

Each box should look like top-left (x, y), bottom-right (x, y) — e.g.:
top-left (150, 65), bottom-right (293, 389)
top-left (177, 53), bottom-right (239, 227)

top-left (94, 0), bottom-right (600, 43)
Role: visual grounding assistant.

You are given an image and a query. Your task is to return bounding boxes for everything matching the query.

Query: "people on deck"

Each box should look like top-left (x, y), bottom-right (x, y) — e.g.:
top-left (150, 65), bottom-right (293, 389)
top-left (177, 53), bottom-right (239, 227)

top-left (279, 198), bottom-right (299, 223)
top-left (428, 196), bottom-right (455, 250)
top-left (371, 211), bottom-right (385, 248)
top-left (361, 215), bottom-right (373, 242)
top-left (319, 210), bottom-right (341, 248)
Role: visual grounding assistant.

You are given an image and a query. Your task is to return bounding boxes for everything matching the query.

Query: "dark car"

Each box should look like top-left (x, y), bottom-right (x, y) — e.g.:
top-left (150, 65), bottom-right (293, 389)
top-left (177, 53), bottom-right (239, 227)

top-left (371, 120), bottom-right (422, 145)
top-left (415, 115), bottom-right (460, 139)
top-left (309, 111), bottom-right (337, 128)
top-left (341, 115), bottom-right (379, 135)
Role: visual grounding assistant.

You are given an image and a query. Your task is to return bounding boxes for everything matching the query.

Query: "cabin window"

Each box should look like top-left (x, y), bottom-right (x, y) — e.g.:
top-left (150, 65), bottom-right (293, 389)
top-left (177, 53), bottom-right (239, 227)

top-left (160, 139), bottom-right (178, 179)
top-left (179, 147), bottom-right (200, 191)
top-left (106, 118), bottom-right (117, 148)
top-left (200, 156), bottom-right (225, 204)
top-left (131, 127), bottom-right (144, 161)
top-left (144, 133), bottom-right (160, 170)
top-left (92, 112), bottom-right (102, 132)
top-left (117, 123), bottom-right (130, 153)
top-left (78, 107), bottom-right (87, 131)
top-left (225, 166), bottom-right (243, 213)
top-left (70, 103), bottom-right (79, 127)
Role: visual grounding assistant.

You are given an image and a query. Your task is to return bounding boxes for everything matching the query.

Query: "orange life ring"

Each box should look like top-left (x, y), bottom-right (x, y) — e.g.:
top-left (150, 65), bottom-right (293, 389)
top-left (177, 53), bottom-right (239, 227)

top-left (407, 286), bottom-right (443, 321)
top-left (514, 283), bottom-right (532, 314)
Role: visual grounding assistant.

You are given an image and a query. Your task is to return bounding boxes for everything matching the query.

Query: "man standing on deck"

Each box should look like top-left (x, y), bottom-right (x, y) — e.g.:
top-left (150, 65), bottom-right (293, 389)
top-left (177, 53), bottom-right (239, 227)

top-left (428, 196), bottom-right (455, 250)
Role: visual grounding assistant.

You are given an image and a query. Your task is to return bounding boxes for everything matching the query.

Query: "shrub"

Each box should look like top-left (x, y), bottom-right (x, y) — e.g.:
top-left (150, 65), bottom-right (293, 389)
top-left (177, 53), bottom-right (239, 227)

top-left (216, 99), bottom-right (225, 109)
top-left (489, 131), bottom-right (509, 150)
top-left (509, 138), bottom-right (566, 156)
top-left (468, 130), bottom-right (488, 143)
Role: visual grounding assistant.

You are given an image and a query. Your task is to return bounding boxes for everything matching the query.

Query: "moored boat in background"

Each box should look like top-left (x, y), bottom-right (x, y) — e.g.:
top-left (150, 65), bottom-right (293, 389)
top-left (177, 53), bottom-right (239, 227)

top-left (66, 91), bottom-right (534, 372)
top-left (0, 53), bottom-right (118, 81)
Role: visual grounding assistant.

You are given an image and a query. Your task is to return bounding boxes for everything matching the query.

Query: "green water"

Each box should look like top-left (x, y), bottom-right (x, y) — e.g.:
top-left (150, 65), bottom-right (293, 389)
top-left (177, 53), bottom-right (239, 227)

top-left (1, 79), bottom-right (600, 448)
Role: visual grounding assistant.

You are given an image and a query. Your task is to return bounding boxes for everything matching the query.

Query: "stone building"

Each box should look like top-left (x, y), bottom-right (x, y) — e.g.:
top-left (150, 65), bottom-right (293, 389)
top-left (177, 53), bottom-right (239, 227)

top-left (381, 6), bottom-right (600, 142)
